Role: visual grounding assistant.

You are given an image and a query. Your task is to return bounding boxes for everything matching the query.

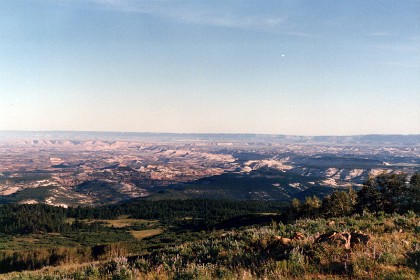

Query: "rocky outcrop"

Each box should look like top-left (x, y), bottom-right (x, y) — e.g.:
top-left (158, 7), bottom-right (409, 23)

top-left (349, 231), bottom-right (370, 247)
top-left (274, 236), bottom-right (292, 245)
top-left (315, 231), bottom-right (351, 249)
top-left (315, 231), bottom-right (370, 249)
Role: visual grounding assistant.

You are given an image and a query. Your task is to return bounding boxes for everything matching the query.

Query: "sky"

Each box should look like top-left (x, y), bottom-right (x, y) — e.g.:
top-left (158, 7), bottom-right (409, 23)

top-left (0, 0), bottom-right (419, 135)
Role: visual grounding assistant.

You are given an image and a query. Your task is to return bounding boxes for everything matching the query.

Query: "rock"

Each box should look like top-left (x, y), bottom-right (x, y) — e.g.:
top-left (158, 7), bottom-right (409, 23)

top-left (342, 233), bottom-right (351, 250)
top-left (315, 231), bottom-right (351, 250)
top-left (280, 237), bottom-right (292, 245)
top-left (316, 231), bottom-right (370, 249)
top-left (315, 231), bottom-right (337, 243)
top-left (275, 236), bottom-right (292, 245)
top-left (350, 231), bottom-right (370, 247)
top-left (293, 232), bottom-right (305, 240)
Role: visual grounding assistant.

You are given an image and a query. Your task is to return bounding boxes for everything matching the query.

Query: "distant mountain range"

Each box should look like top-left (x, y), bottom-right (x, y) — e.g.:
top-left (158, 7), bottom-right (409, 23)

top-left (0, 130), bottom-right (418, 206)
top-left (1, 131), bottom-right (419, 145)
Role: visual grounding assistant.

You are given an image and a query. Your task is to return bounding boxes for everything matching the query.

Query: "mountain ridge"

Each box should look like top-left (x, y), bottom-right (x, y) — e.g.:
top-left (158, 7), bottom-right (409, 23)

top-left (1, 130), bottom-right (420, 145)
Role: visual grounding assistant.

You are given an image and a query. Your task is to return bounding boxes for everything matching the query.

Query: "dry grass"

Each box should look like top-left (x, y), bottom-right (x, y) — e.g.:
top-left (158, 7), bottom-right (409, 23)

top-left (12, 236), bottom-right (39, 243)
top-left (100, 218), bottom-right (154, 228)
top-left (64, 217), bottom-right (75, 224)
top-left (66, 216), bottom-right (158, 228)
top-left (2, 213), bottom-right (418, 279)
top-left (0, 261), bottom-right (101, 280)
top-left (130, 228), bottom-right (163, 239)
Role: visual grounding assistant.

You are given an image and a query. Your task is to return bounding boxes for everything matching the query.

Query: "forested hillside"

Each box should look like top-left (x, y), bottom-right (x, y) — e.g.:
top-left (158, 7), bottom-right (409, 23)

top-left (0, 173), bottom-right (418, 279)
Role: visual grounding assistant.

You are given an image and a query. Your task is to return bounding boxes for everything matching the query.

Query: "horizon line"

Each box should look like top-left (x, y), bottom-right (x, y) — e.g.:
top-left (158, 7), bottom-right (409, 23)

top-left (1, 129), bottom-right (419, 138)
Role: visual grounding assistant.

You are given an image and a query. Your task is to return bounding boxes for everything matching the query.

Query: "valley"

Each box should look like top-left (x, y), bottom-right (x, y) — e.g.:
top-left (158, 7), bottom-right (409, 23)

top-left (0, 132), bottom-right (418, 206)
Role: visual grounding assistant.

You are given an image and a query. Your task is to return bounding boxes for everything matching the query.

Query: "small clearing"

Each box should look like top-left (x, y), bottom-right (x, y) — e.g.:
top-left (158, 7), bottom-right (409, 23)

top-left (130, 229), bottom-right (163, 240)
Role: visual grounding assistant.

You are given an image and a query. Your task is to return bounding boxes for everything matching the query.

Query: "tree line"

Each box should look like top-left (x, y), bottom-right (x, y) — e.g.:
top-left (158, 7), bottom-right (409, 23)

top-left (0, 173), bottom-right (419, 235)
top-left (0, 199), bottom-right (288, 235)
top-left (290, 172), bottom-right (420, 220)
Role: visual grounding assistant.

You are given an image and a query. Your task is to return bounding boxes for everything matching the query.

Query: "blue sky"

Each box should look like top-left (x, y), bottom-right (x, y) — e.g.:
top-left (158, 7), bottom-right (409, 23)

top-left (1, 0), bottom-right (419, 135)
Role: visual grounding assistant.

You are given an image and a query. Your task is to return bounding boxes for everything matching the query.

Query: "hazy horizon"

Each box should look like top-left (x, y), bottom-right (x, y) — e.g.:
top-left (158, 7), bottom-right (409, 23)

top-left (1, 1), bottom-right (419, 135)
top-left (1, 129), bottom-right (420, 138)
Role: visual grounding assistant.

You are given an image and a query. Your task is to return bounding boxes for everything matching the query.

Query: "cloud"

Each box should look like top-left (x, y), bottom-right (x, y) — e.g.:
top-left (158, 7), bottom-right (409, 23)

top-left (379, 62), bottom-right (420, 68)
top-left (370, 32), bottom-right (390, 37)
top-left (165, 10), bottom-right (287, 30)
top-left (87, 0), bottom-right (295, 33)
top-left (91, 0), bottom-right (146, 12)
top-left (49, 0), bottom-right (314, 37)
